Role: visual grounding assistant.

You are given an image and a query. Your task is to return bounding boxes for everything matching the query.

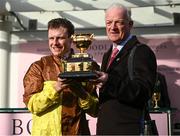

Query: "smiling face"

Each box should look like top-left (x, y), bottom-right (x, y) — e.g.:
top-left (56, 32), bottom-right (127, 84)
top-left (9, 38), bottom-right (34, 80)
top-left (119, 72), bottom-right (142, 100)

top-left (48, 27), bottom-right (72, 57)
top-left (105, 6), bottom-right (133, 44)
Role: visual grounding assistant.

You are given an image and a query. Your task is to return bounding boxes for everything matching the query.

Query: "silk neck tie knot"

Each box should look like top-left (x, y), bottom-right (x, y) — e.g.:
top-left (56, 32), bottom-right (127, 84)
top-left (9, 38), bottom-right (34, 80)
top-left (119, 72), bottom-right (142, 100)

top-left (107, 47), bottom-right (119, 68)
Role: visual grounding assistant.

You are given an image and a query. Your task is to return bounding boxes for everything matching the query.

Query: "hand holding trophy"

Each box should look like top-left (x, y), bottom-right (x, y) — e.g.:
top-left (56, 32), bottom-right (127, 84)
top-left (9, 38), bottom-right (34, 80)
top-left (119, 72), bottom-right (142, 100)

top-left (59, 33), bottom-right (99, 81)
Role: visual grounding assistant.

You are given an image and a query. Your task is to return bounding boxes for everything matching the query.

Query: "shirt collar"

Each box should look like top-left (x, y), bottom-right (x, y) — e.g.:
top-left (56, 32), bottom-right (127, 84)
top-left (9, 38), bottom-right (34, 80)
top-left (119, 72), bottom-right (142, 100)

top-left (113, 34), bottom-right (133, 50)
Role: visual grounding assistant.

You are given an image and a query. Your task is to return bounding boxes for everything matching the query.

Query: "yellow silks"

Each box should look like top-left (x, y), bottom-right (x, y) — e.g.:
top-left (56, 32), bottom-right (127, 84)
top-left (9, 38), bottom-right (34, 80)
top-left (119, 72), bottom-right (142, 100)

top-left (28, 81), bottom-right (98, 136)
top-left (28, 81), bottom-right (63, 136)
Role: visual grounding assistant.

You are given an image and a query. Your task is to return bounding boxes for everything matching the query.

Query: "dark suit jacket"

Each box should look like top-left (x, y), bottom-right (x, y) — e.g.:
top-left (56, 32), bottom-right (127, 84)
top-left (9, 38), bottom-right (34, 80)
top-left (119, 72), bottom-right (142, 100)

top-left (96, 36), bottom-right (157, 135)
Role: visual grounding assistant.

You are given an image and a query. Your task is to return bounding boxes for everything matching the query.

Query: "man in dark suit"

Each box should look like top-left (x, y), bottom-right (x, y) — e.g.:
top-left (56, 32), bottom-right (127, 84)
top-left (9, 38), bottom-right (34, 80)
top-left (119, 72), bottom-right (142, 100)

top-left (95, 3), bottom-right (157, 135)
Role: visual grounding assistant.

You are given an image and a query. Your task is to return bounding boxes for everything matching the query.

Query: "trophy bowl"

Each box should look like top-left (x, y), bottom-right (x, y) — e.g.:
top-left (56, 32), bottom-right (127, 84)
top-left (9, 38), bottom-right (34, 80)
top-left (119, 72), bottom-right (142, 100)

top-left (58, 33), bottom-right (99, 80)
top-left (72, 33), bottom-right (93, 54)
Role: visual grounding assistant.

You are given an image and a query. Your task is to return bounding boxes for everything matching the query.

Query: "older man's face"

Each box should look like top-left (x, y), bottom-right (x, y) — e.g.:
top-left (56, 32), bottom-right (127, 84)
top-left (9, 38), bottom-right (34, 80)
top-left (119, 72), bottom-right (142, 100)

top-left (105, 7), bottom-right (133, 43)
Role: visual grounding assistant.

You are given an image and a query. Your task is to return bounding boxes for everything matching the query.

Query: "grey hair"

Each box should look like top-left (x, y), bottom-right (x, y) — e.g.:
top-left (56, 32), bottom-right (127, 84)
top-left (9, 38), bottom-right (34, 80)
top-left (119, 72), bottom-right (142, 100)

top-left (106, 3), bottom-right (132, 21)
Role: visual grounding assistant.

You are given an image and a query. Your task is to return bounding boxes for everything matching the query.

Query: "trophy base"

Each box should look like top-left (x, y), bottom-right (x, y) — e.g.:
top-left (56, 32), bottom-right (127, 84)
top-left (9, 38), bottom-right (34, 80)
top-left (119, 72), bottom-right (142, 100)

top-left (58, 71), bottom-right (97, 80)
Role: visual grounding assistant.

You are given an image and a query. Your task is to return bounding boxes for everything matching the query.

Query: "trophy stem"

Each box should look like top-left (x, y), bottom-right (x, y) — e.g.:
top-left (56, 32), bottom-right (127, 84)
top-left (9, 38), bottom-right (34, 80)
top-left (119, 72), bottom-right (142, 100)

top-left (80, 49), bottom-right (84, 53)
top-left (154, 100), bottom-right (160, 109)
top-left (80, 47), bottom-right (86, 53)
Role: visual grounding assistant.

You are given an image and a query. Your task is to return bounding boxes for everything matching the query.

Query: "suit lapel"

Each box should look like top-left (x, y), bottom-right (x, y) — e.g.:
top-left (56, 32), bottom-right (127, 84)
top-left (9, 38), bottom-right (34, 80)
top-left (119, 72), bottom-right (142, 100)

top-left (101, 46), bottom-right (112, 72)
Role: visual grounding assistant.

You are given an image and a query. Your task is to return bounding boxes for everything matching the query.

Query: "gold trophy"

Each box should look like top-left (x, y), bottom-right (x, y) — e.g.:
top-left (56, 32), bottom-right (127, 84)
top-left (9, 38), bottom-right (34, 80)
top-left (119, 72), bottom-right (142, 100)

top-left (152, 92), bottom-right (161, 109)
top-left (59, 33), bottom-right (99, 80)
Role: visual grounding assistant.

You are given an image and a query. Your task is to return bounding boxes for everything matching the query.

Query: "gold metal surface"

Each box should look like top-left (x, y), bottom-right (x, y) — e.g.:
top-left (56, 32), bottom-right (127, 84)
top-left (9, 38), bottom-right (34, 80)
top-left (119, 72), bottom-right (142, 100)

top-left (59, 33), bottom-right (97, 79)
top-left (65, 61), bottom-right (92, 72)
top-left (72, 33), bottom-right (94, 53)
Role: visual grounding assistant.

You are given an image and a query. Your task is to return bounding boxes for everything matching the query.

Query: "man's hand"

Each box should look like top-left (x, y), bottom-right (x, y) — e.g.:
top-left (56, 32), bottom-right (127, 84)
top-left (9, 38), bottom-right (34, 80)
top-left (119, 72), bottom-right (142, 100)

top-left (55, 78), bottom-right (70, 93)
top-left (91, 71), bottom-right (108, 89)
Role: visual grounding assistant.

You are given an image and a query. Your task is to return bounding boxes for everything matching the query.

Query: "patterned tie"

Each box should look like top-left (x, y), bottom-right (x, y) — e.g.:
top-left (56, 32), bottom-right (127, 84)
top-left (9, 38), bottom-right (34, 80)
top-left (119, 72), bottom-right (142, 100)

top-left (107, 47), bottom-right (119, 68)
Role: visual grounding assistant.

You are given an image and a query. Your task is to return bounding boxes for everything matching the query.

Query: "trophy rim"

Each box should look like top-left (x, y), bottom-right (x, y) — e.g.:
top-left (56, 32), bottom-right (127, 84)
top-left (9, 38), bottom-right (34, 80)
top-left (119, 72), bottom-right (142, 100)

top-left (71, 33), bottom-right (94, 42)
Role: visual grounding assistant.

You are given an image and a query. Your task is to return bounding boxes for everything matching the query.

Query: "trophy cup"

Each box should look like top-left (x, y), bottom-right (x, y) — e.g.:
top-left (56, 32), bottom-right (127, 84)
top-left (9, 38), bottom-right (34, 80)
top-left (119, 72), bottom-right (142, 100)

top-left (152, 92), bottom-right (161, 109)
top-left (151, 80), bottom-right (161, 109)
top-left (59, 33), bottom-right (99, 80)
